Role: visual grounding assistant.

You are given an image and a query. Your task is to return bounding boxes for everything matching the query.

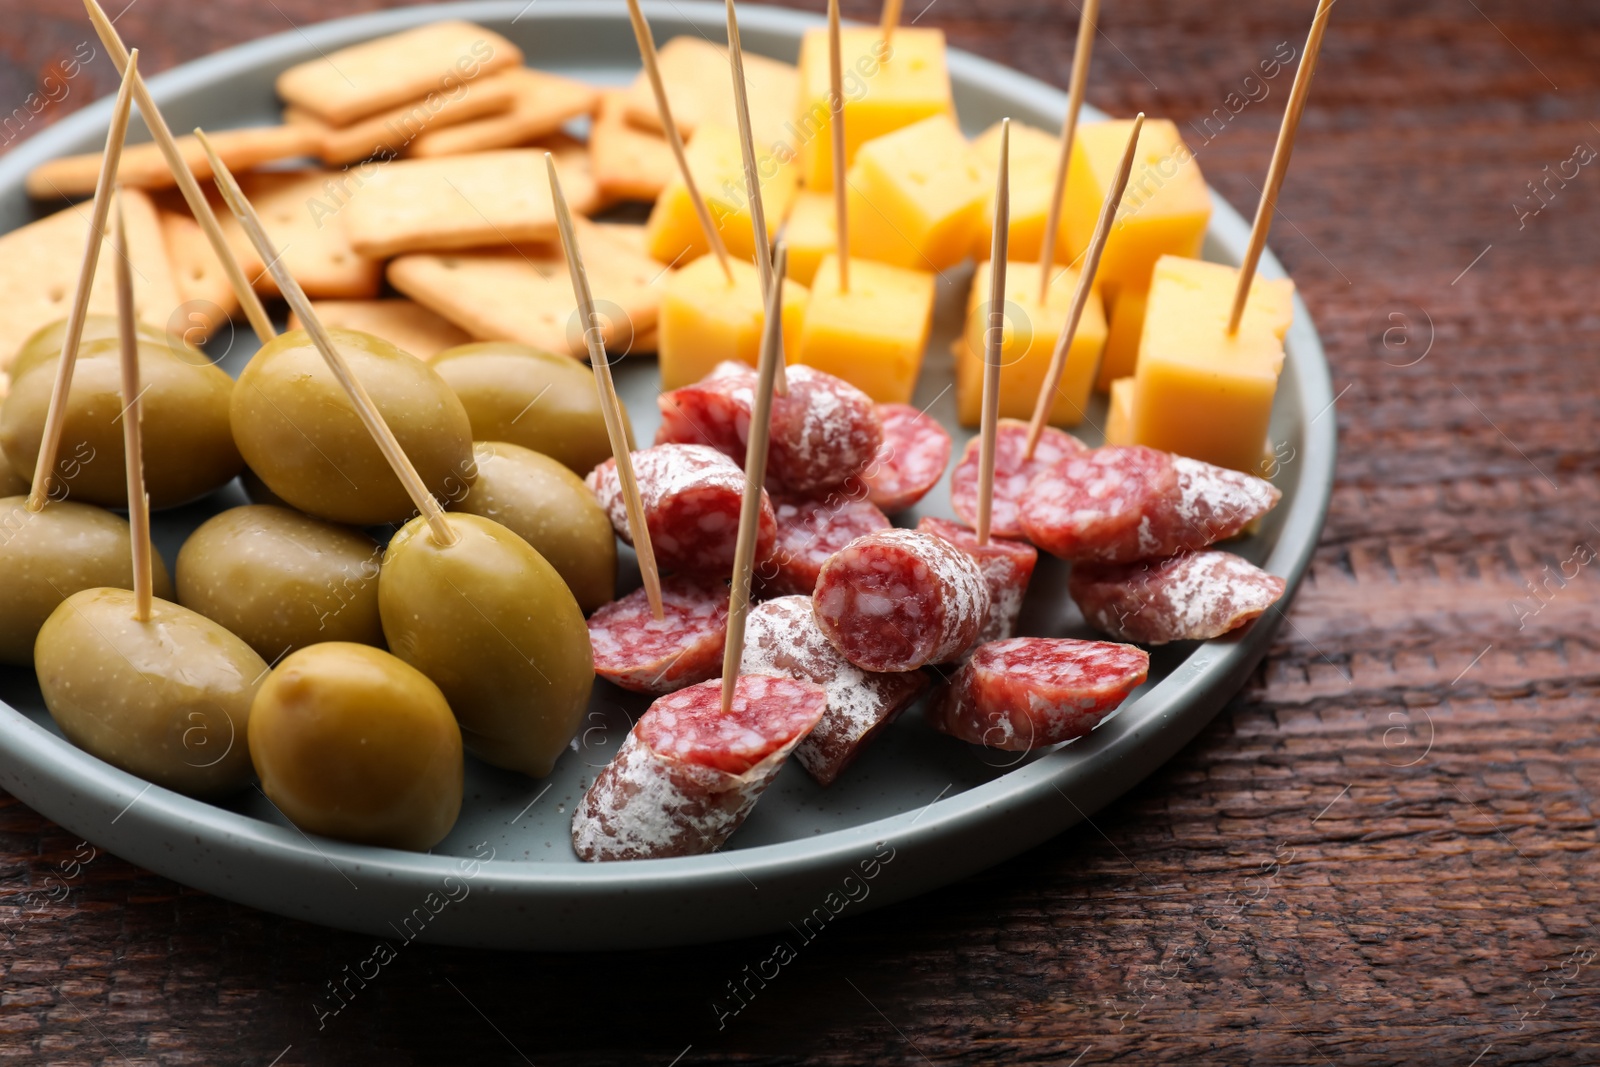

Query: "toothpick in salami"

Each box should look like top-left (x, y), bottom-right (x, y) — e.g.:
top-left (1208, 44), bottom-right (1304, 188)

top-left (917, 516), bottom-right (1037, 648)
top-left (588, 576), bottom-right (730, 694)
top-left (1036, 0), bottom-right (1098, 305)
top-left (1068, 550), bottom-right (1287, 645)
top-left (976, 117), bottom-right (1010, 545)
top-left (950, 418), bottom-right (1086, 539)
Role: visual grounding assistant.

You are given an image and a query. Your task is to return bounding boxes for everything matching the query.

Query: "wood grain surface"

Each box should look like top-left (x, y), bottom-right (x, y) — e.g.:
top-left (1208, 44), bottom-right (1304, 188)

top-left (2, 1), bottom-right (1598, 1063)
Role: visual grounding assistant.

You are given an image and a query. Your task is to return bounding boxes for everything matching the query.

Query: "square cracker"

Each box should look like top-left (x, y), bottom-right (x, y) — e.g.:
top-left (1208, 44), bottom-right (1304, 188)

top-left (590, 91), bottom-right (677, 203)
top-left (387, 220), bottom-right (662, 359)
top-left (287, 299), bottom-right (472, 360)
top-left (158, 207), bottom-right (239, 343)
top-left (285, 73), bottom-right (518, 166)
top-left (26, 125), bottom-right (321, 200)
top-left (275, 20), bottom-right (523, 127)
top-left (408, 68), bottom-right (600, 158)
top-left (219, 170), bottom-right (383, 299)
top-left (0, 187), bottom-right (180, 374)
top-left (339, 148), bottom-right (597, 259)
top-left (620, 37), bottom-right (798, 149)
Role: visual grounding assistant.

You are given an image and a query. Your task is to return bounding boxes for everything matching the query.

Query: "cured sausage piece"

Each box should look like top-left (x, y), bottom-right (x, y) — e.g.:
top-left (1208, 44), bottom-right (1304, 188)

top-left (917, 516), bottom-right (1039, 647)
top-left (853, 403), bottom-right (952, 514)
top-left (928, 637), bottom-right (1149, 751)
top-left (587, 443), bottom-right (775, 575)
top-left (571, 675), bottom-right (827, 861)
top-left (1019, 448), bottom-right (1281, 564)
top-left (656, 361), bottom-right (884, 495)
top-left (812, 528), bottom-right (989, 672)
top-left (588, 576), bottom-right (730, 694)
top-left (950, 418), bottom-right (1087, 538)
top-left (756, 494), bottom-right (891, 598)
top-left (1068, 550), bottom-right (1287, 645)
top-left (741, 596), bottom-right (929, 786)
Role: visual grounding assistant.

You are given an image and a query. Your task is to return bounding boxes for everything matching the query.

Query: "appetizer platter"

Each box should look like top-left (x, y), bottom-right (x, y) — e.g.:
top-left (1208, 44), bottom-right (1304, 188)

top-left (0, 0), bottom-right (1334, 949)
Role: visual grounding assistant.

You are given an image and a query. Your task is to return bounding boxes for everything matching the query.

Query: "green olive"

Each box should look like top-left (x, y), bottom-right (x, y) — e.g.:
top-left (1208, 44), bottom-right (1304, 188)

top-left (0, 338), bottom-right (241, 509)
top-left (239, 466), bottom-right (290, 508)
top-left (379, 512), bottom-right (593, 778)
top-left (452, 442), bottom-right (616, 613)
top-left (0, 496), bottom-right (175, 666)
top-left (433, 341), bottom-right (630, 477)
top-left (0, 446), bottom-right (26, 497)
top-left (248, 642), bottom-right (462, 851)
top-left (35, 588), bottom-right (264, 797)
top-left (232, 328), bottom-right (475, 526)
top-left (12, 314), bottom-right (201, 383)
top-left (176, 505), bottom-right (384, 661)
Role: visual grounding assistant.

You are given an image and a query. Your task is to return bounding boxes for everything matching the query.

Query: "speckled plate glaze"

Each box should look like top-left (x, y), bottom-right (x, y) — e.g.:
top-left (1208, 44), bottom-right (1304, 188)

top-left (0, 1), bottom-right (1335, 949)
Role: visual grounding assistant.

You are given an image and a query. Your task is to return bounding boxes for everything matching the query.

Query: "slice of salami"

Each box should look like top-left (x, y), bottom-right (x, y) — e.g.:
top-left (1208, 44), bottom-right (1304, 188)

top-left (656, 361), bottom-right (883, 495)
top-left (928, 637), bottom-right (1149, 751)
top-left (588, 576), bottom-right (730, 694)
top-left (950, 418), bottom-right (1087, 538)
top-left (812, 528), bottom-right (989, 672)
top-left (571, 675), bottom-right (827, 861)
top-left (917, 516), bottom-right (1039, 647)
top-left (587, 443), bottom-right (775, 574)
top-left (756, 494), bottom-right (891, 597)
top-left (741, 596), bottom-right (929, 785)
top-left (1068, 550), bottom-right (1287, 645)
top-left (1156, 457), bottom-right (1282, 550)
top-left (853, 403), bottom-right (952, 514)
top-left (1018, 445), bottom-right (1179, 563)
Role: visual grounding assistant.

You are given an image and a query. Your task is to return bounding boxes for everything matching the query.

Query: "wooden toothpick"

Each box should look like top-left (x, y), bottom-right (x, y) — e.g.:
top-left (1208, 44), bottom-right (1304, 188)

top-left (200, 130), bottom-right (457, 547)
top-left (84, 0), bottom-right (276, 345)
top-left (546, 153), bottom-right (665, 621)
top-left (111, 194), bottom-right (152, 622)
top-left (725, 0), bottom-right (788, 396)
top-left (27, 50), bottom-right (139, 513)
top-left (1037, 0), bottom-right (1099, 305)
top-left (827, 0), bottom-right (850, 292)
top-left (976, 120), bottom-right (1010, 547)
top-left (1228, 0), bottom-right (1334, 335)
top-left (880, 0), bottom-right (904, 48)
top-left (721, 242), bottom-right (787, 714)
top-left (1024, 113), bottom-right (1144, 460)
top-left (624, 0), bottom-right (734, 284)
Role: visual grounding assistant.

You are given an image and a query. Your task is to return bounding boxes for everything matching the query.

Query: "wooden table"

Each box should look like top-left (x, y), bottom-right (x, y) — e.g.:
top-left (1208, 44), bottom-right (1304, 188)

top-left (2, 1), bottom-right (1596, 1063)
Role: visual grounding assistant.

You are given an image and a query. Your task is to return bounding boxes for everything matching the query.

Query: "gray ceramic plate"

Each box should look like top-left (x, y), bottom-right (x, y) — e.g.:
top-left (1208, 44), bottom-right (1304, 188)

top-left (0, 1), bottom-right (1334, 949)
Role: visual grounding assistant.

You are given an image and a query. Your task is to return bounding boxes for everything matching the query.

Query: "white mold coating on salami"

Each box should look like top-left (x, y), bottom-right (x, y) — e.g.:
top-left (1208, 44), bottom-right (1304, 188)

top-left (1168, 457), bottom-right (1282, 547)
top-left (1068, 550), bottom-right (1288, 645)
top-left (950, 418), bottom-right (1086, 538)
top-left (812, 528), bottom-right (990, 672)
top-left (917, 516), bottom-right (1038, 648)
top-left (587, 577), bottom-right (729, 694)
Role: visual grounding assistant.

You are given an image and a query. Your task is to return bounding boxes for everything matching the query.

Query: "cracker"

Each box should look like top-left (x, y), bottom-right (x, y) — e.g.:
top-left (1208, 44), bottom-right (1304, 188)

top-left (620, 37), bottom-right (798, 149)
top-left (0, 187), bottom-right (180, 374)
top-left (275, 20), bottom-right (522, 127)
top-left (287, 299), bottom-right (472, 360)
top-left (158, 207), bottom-right (239, 342)
top-left (219, 170), bottom-right (382, 299)
top-left (388, 220), bottom-right (662, 359)
top-left (408, 68), bottom-right (599, 158)
top-left (593, 220), bottom-right (651, 257)
top-left (339, 148), bottom-right (596, 259)
top-left (589, 91), bottom-right (677, 203)
top-left (285, 72), bottom-right (518, 166)
top-left (26, 125), bottom-right (321, 200)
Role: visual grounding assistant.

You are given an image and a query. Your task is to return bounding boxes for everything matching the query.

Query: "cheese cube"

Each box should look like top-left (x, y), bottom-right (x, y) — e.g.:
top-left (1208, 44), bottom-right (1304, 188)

top-left (783, 190), bottom-right (836, 287)
top-left (1131, 255), bottom-right (1296, 471)
top-left (1097, 286), bottom-right (1148, 391)
top-left (969, 120), bottom-right (1069, 264)
top-left (846, 116), bottom-right (984, 271)
top-left (1104, 376), bottom-right (1135, 445)
top-left (954, 260), bottom-right (1107, 428)
top-left (646, 123), bottom-right (799, 268)
top-left (793, 255), bottom-right (934, 404)
top-left (658, 256), bottom-right (809, 391)
top-left (794, 26), bottom-right (953, 191)
top-left (1065, 119), bottom-right (1210, 298)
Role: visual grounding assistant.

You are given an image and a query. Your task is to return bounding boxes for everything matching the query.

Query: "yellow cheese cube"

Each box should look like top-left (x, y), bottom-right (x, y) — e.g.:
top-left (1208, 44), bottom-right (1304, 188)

top-left (953, 260), bottom-right (1107, 428)
top-left (1131, 255), bottom-right (1296, 471)
top-left (970, 120), bottom-right (1069, 264)
top-left (783, 190), bottom-right (836, 287)
top-left (1104, 376), bottom-right (1135, 445)
top-left (658, 256), bottom-right (809, 391)
top-left (793, 255), bottom-right (934, 404)
top-left (646, 123), bottom-right (798, 268)
top-left (1098, 286), bottom-right (1148, 391)
top-left (846, 116), bottom-right (984, 271)
top-left (1065, 119), bottom-right (1210, 298)
top-left (794, 26), bottom-right (953, 191)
